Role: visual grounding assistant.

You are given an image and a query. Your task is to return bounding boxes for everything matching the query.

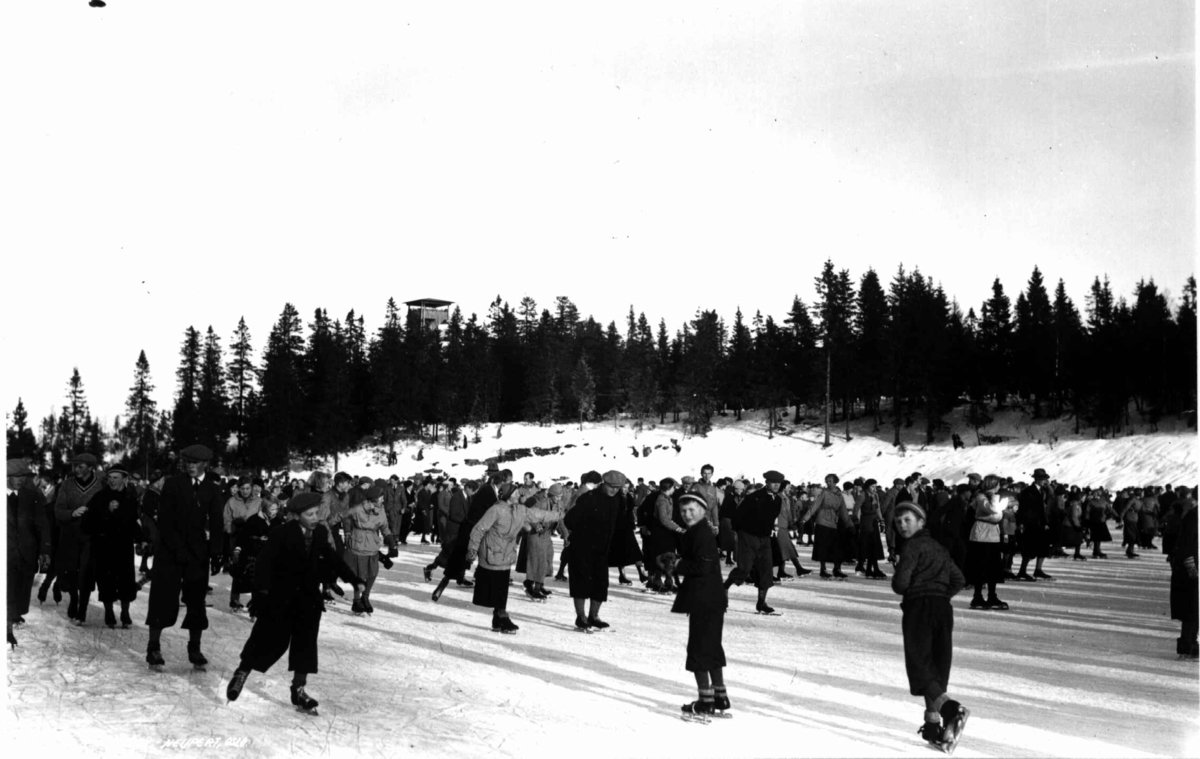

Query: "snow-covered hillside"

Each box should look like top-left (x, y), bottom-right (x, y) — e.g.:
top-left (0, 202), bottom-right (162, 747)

top-left (301, 407), bottom-right (1197, 491)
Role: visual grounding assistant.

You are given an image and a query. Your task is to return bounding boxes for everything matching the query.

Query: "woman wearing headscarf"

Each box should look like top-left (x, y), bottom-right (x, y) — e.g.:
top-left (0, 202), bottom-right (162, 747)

top-left (608, 480), bottom-right (648, 588)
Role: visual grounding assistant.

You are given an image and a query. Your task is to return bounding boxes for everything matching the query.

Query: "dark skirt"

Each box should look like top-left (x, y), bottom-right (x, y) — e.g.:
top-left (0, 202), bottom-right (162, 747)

top-left (858, 522), bottom-right (885, 561)
top-left (1089, 519), bottom-right (1112, 543)
top-left (1122, 522), bottom-right (1138, 546)
top-left (686, 611), bottom-right (727, 672)
top-left (1059, 524), bottom-right (1082, 549)
top-left (472, 567), bottom-right (511, 609)
top-left (718, 519), bottom-right (736, 552)
top-left (965, 541), bottom-right (1003, 586)
top-left (812, 525), bottom-right (843, 564)
top-left (1020, 526), bottom-right (1050, 558)
top-left (608, 528), bottom-right (644, 568)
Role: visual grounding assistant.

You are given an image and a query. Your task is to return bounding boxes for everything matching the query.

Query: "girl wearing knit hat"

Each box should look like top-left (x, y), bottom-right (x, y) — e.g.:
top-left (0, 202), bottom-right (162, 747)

top-left (341, 486), bottom-right (397, 615)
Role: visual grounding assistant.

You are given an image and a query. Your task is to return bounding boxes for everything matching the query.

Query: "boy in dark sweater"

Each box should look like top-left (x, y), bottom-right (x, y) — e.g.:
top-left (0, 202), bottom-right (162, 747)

top-left (892, 501), bottom-right (969, 754)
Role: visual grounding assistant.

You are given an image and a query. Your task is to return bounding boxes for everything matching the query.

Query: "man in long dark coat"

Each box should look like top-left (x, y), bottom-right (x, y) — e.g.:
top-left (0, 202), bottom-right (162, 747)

top-left (144, 444), bottom-right (223, 669)
top-left (431, 471), bottom-right (501, 601)
top-left (563, 470), bottom-right (624, 631)
top-left (8, 459), bottom-right (49, 647)
top-left (724, 470), bottom-right (784, 615)
top-left (1016, 468), bottom-right (1053, 581)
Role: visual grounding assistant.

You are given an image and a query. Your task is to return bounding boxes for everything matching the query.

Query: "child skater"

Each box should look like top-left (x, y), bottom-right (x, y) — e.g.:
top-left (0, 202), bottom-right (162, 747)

top-left (225, 493), bottom-right (365, 715)
top-left (341, 484), bottom-right (397, 615)
top-left (891, 501), bottom-right (969, 753)
top-left (668, 493), bottom-right (731, 723)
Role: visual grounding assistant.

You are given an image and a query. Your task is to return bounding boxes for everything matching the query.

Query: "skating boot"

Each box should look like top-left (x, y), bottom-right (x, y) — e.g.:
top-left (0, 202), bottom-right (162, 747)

top-left (456, 578), bottom-right (475, 588)
top-left (120, 608), bottom-right (133, 629)
top-left (321, 588), bottom-right (336, 605)
top-left (229, 599), bottom-right (246, 613)
top-left (574, 615), bottom-right (593, 634)
top-left (777, 571), bottom-right (794, 582)
top-left (187, 642), bottom-right (208, 671)
top-left (1015, 572), bottom-right (1036, 582)
top-left (969, 596), bottom-right (988, 610)
top-left (524, 584), bottom-right (545, 603)
top-left (618, 573), bottom-right (633, 586)
top-left (53, 582), bottom-right (63, 605)
top-left (146, 644), bottom-right (165, 672)
top-left (291, 685), bottom-right (319, 715)
top-left (918, 722), bottom-right (944, 747)
top-left (985, 596), bottom-right (1009, 611)
top-left (431, 578), bottom-right (450, 603)
top-left (67, 595), bottom-right (78, 620)
top-left (832, 569), bottom-right (849, 580)
top-left (226, 668), bottom-right (249, 702)
top-left (104, 606), bottom-right (117, 628)
top-left (492, 615), bottom-right (519, 635)
top-left (587, 617), bottom-right (610, 631)
top-left (755, 601), bottom-right (781, 616)
top-left (637, 567), bottom-right (649, 584)
top-left (535, 584), bottom-right (552, 598)
top-left (938, 700), bottom-right (969, 754)
top-left (795, 565), bottom-right (812, 577)
top-left (712, 692), bottom-right (733, 719)
top-left (423, 566), bottom-right (433, 582)
top-left (681, 699), bottom-right (714, 724)
top-left (361, 595), bottom-right (374, 615)
top-left (36, 583), bottom-right (48, 605)
top-left (819, 570), bottom-right (832, 580)
top-left (351, 599), bottom-right (367, 616)
top-left (1032, 569), bottom-right (1054, 581)
top-left (7, 624), bottom-right (16, 650)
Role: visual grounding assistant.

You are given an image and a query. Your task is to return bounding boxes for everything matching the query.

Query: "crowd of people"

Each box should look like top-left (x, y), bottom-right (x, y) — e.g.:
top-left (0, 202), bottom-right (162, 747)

top-left (6, 448), bottom-right (1198, 744)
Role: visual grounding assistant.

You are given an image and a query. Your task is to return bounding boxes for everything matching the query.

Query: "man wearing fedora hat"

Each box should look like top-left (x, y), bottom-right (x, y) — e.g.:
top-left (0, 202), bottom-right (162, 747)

top-left (1015, 468), bottom-right (1054, 582)
top-left (144, 444), bottom-right (223, 670)
top-left (53, 453), bottom-right (104, 624)
top-left (563, 470), bottom-right (626, 631)
top-left (8, 459), bottom-right (50, 648)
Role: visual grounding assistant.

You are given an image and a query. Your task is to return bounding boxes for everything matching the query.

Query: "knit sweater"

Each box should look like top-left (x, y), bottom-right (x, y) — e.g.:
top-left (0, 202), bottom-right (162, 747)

top-left (892, 529), bottom-right (965, 601)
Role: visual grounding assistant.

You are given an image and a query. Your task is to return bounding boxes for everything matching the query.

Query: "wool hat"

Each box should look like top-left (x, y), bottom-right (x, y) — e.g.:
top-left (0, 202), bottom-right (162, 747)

top-left (659, 477), bottom-right (678, 489)
top-left (955, 483), bottom-right (973, 494)
top-left (864, 478), bottom-right (877, 488)
top-left (581, 470), bottom-right (603, 486)
top-left (358, 476), bottom-right (374, 486)
top-left (602, 470), bottom-right (627, 487)
top-left (6, 459), bottom-right (33, 477)
top-left (333, 471), bottom-right (354, 484)
top-left (932, 478), bottom-right (945, 489)
top-left (179, 444), bottom-right (213, 462)
top-left (287, 492), bottom-right (324, 514)
top-left (252, 476), bottom-right (265, 488)
top-left (680, 475), bottom-right (696, 486)
top-left (678, 493), bottom-right (706, 510)
top-left (363, 485), bottom-right (384, 501)
top-left (763, 470), bottom-right (786, 484)
top-left (893, 501), bottom-right (926, 521)
top-left (106, 465), bottom-right (129, 477)
top-left (70, 453), bottom-right (99, 466)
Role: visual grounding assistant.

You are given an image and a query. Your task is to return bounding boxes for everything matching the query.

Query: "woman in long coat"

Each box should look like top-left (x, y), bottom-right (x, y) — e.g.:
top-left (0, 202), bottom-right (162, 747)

top-left (772, 484), bottom-right (810, 581)
top-left (646, 479), bottom-right (685, 592)
top-left (519, 484), bottom-right (565, 599)
top-left (802, 474), bottom-right (853, 579)
top-left (965, 475), bottom-right (1007, 610)
top-left (607, 481), bottom-right (647, 586)
top-left (232, 498), bottom-right (282, 619)
top-left (80, 466), bottom-right (143, 628)
top-left (669, 493), bottom-right (731, 721)
top-left (854, 480), bottom-right (887, 579)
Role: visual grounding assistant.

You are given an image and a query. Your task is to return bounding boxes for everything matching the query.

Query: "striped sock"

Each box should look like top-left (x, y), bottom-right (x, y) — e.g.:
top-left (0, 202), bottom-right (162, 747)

top-left (699, 687), bottom-right (715, 706)
top-left (713, 686), bottom-right (727, 699)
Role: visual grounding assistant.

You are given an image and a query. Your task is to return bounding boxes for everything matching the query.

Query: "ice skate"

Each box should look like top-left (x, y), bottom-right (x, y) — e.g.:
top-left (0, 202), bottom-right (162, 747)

top-left (985, 596), bottom-right (1009, 611)
top-left (431, 578), bottom-right (450, 603)
top-left (351, 599), bottom-right (367, 616)
top-left (146, 645), bottom-right (165, 672)
top-left (120, 608), bottom-right (133, 629)
top-left (423, 566), bottom-right (433, 582)
top-left (1033, 570), bottom-right (1054, 581)
top-left (492, 616), bottom-right (519, 635)
top-left (819, 571), bottom-right (833, 580)
top-left (918, 722), bottom-right (944, 747)
top-left (755, 601), bottom-right (781, 616)
top-left (226, 669), bottom-right (249, 703)
top-left (456, 578), bottom-right (475, 588)
top-left (938, 701), bottom-right (969, 754)
top-left (832, 569), bottom-right (849, 580)
top-left (524, 585), bottom-right (545, 603)
top-left (187, 642), bottom-right (208, 672)
top-left (618, 573), bottom-right (633, 586)
top-left (361, 595), bottom-right (374, 615)
top-left (795, 566), bottom-right (812, 577)
top-left (587, 617), bottom-right (611, 631)
top-left (1014, 572), bottom-right (1036, 582)
top-left (36, 584), bottom-right (48, 605)
top-left (7, 624), bottom-right (16, 650)
top-left (712, 693), bottom-right (733, 718)
top-left (573, 615), bottom-right (593, 633)
top-left (681, 700), bottom-right (713, 724)
top-left (776, 571), bottom-right (794, 582)
top-left (969, 597), bottom-right (988, 610)
top-left (291, 685), bottom-right (319, 715)
top-left (229, 599), bottom-right (246, 613)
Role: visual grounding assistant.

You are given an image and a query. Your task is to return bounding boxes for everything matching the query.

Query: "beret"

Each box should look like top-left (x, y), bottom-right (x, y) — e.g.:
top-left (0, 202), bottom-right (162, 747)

top-left (70, 453), bottom-right (99, 466)
top-left (363, 485), bottom-right (384, 501)
top-left (6, 459), bottom-right (33, 477)
top-left (894, 501), bottom-right (926, 521)
top-left (179, 444), bottom-right (213, 462)
top-left (660, 477), bottom-right (677, 489)
top-left (358, 476), bottom-right (374, 486)
top-left (548, 483), bottom-right (564, 497)
top-left (602, 470), bottom-right (627, 487)
top-left (763, 470), bottom-right (786, 483)
top-left (287, 492), bottom-right (324, 514)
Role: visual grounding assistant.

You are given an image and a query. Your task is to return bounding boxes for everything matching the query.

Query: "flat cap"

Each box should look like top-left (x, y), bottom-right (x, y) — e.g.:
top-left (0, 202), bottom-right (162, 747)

top-left (358, 476), bottom-right (374, 486)
top-left (6, 459), bottom-right (33, 477)
top-left (602, 470), bottom-right (627, 487)
top-left (179, 444), bottom-right (213, 462)
top-left (70, 453), bottom-right (99, 466)
top-left (764, 470), bottom-right (786, 484)
top-left (106, 465), bottom-right (129, 477)
top-left (363, 485), bottom-right (384, 501)
top-left (680, 475), bottom-right (696, 486)
top-left (287, 492), bottom-right (324, 514)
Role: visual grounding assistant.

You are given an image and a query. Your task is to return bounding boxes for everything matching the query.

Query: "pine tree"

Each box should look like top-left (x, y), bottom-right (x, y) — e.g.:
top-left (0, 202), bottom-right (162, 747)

top-left (784, 296), bottom-right (820, 415)
top-left (226, 317), bottom-right (257, 461)
top-left (1173, 277), bottom-right (1197, 422)
top-left (855, 269), bottom-right (890, 429)
top-left (680, 310), bottom-right (723, 436)
top-left (1012, 267), bottom-right (1054, 415)
top-left (64, 367), bottom-right (90, 454)
top-left (371, 299), bottom-right (406, 452)
top-left (196, 326), bottom-right (229, 456)
top-left (123, 350), bottom-right (158, 475)
top-left (571, 356), bottom-right (596, 430)
top-left (813, 261), bottom-right (856, 444)
top-left (1051, 279), bottom-right (1084, 423)
top-left (979, 278), bottom-right (1014, 408)
top-left (258, 304), bottom-right (306, 468)
top-left (6, 398), bottom-right (39, 461)
top-left (723, 308), bottom-right (753, 420)
top-left (172, 326), bottom-right (201, 447)
top-left (304, 309), bottom-right (353, 468)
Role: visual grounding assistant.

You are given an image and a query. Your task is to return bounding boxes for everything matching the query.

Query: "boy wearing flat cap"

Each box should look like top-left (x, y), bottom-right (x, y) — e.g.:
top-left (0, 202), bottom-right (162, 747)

top-left (226, 493), bottom-right (365, 714)
top-left (723, 470), bottom-right (785, 615)
top-left (891, 501), bottom-right (969, 753)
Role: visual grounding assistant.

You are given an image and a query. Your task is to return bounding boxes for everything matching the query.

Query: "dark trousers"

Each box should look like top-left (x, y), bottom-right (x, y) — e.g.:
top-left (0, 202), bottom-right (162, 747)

top-left (901, 595), bottom-right (954, 698)
top-left (399, 511), bottom-right (414, 542)
top-left (145, 557), bottom-right (209, 631)
top-left (8, 561), bottom-right (36, 622)
top-left (727, 533), bottom-right (773, 590)
top-left (240, 602), bottom-right (322, 674)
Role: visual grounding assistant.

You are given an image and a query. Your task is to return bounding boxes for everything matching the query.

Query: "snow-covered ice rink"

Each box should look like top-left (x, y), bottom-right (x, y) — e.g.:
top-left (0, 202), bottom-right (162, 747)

top-left (5, 532), bottom-right (1197, 759)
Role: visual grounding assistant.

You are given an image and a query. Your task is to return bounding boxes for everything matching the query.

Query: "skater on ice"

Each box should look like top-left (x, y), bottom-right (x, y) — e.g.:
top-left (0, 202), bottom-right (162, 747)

top-left (723, 470), bottom-right (785, 614)
top-left (341, 483), bottom-right (397, 615)
top-left (52, 453), bottom-right (103, 625)
top-left (79, 465), bottom-right (143, 629)
top-left (225, 492), bottom-right (366, 714)
top-left (562, 470), bottom-right (625, 631)
top-left (891, 500), bottom-right (970, 754)
top-left (7, 459), bottom-right (49, 648)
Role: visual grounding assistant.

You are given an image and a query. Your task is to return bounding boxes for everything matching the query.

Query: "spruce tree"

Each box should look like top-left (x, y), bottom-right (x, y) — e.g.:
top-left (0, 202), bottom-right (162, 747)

top-left (6, 398), bottom-right (39, 461)
top-left (172, 326), bottom-right (201, 447)
top-left (258, 304), bottom-right (305, 468)
top-left (979, 278), bottom-right (1014, 408)
top-left (226, 317), bottom-right (257, 461)
top-left (123, 350), bottom-right (158, 475)
top-left (196, 326), bottom-right (229, 457)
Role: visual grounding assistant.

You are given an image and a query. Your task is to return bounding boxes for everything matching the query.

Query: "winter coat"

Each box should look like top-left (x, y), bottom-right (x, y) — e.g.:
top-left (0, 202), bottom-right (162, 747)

top-left (319, 489), bottom-right (350, 528)
top-left (563, 487), bottom-right (622, 557)
top-left (521, 492), bottom-right (562, 578)
top-left (1138, 496), bottom-right (1160, 533)
top-left (607, 491), bottom-right (644, 568)
top-left (892, 529), bottom-right (965, 601)
top-left (155, 472), bottom-right (220, 575)
top-left (968, 493), bottom-right (1003, 543)
top-left (223, 494), bottom-right (262, 536)
top-left (80, 484), bottom-right (143, 601)
top-left (804, 488), bottom-right (852, 531)
top-left (342, 502), bottom-right (393, 556)
top-left (647, 491), bottom-right (685, 558)
top-left (232, 511), bottom-right (277, 594)
top-left (254, 521), bottom-right (363, 616)
top-left (467, 501), bottom-right (557, 570)
top-left (139, 481), bottom-right (163, 548)
top-left (8, 482), bottom-right (49, 571)
top-left (53, 473), bottom-right (104, 581)
top-left (734, 488), bottom-right (783, 538)
top-left (442, 486), bottom-right (469, 546)
top-left (671, 519), bottom-right (727, 614)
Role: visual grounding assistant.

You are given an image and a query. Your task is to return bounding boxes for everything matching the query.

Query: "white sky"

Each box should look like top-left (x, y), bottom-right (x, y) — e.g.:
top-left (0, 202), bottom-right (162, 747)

top-left (2, 1), bottom-right (1194, 427)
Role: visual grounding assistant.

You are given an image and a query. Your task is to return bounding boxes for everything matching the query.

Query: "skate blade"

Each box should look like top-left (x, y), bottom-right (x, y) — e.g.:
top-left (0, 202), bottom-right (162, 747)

top-left (711, 712), bottom-right (732, 719)
top-left (295, 707), bottom-right (319, 716)
top-left (940, 708), bottom-right (969, 754)
top-left (574, 627), bottom-right (593, 634)
top-left (680, 714), bottom-right (711, 724)
top-left (148, 665), bottom-right (164, 672)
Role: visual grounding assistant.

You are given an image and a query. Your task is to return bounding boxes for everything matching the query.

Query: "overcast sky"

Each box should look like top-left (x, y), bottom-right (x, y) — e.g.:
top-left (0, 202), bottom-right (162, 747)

top-left (3, 1), bottom-right (1194, 428)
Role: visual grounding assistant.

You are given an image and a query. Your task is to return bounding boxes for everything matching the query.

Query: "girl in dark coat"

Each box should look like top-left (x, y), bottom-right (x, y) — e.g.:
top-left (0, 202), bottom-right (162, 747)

top-left (668, 494), bottom-right (731, 722)
top-left (231, 498), bottom-right (282, 618)
top-left (854, 480), bottom-right (887, 579)
top-left (608, 482), bottom-right (647, 586)
top-left (80, 467), bottom-right (143, 628)
top-left (646, 480), bottom-right (686, 593)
